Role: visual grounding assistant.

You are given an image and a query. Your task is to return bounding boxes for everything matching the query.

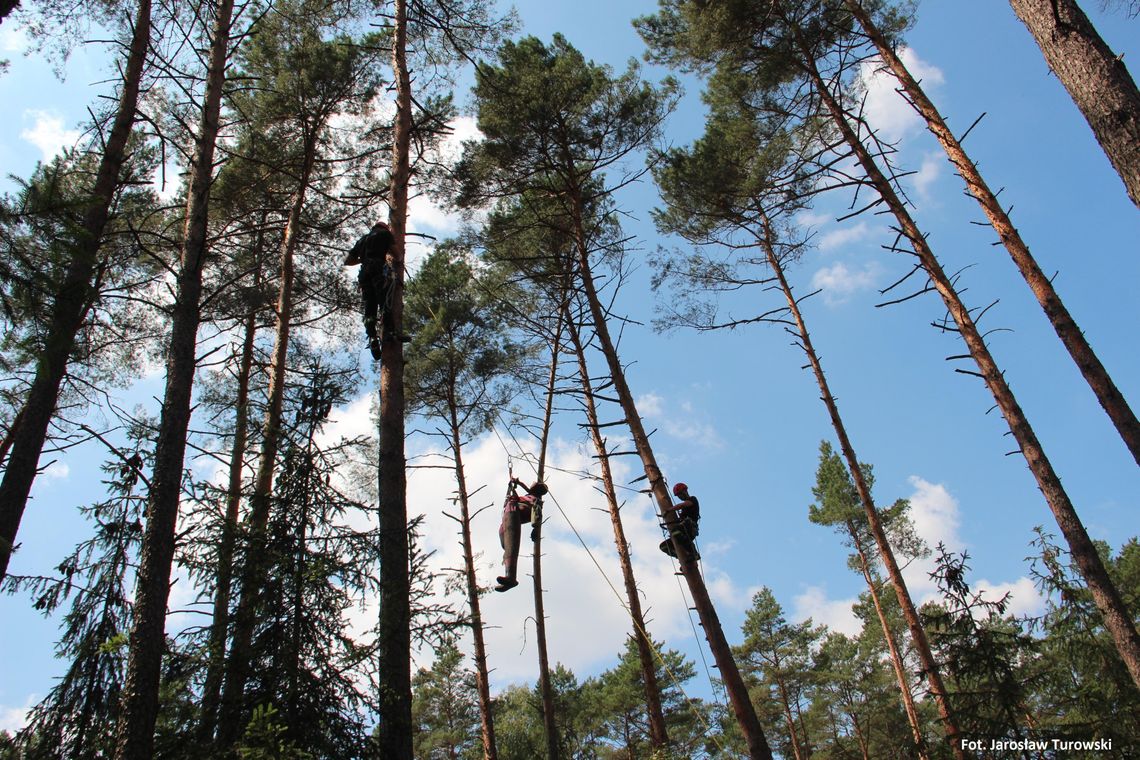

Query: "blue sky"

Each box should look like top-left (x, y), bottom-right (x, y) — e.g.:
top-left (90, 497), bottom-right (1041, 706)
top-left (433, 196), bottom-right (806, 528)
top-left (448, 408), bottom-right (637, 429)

top-left (2, 0), bottom-right (1139, 734)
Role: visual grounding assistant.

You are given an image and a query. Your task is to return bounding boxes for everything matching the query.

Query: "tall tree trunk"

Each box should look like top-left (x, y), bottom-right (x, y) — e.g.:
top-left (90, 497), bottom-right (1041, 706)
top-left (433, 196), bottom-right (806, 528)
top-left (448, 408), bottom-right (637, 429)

top-left (197, 306), bottom-right (258, 745)
top-left (567, 188), bottom-right (773, 760)
top-left (531, 310), bottom-right (563, 760)
top-left (0, 0), bottom-right (151, 581)
top-left (113, 2), bottom-right (233, 757)
top-left (849, 523), bottom-right (929, 760)
top-left (216, 142), bottom-right (315, 751)
top-left (446, 394), bottom-right (498, 760)
top-left (759, 217), bottom-right (934, 759)
top-left (564, 312), bottom-right (669, 751)
top-left (377, 0), bottom-right (413, 754)
top-left (774, 674), bottom-right (804, 760)
top-left (793, 16), bottom-right (1140, 700)
top-left (0, 406), bottom-right (24, 468)
top-left (846, 0), bottom-right (1140, 468)
top-left (1007, 0), bottom-right (1140, 208)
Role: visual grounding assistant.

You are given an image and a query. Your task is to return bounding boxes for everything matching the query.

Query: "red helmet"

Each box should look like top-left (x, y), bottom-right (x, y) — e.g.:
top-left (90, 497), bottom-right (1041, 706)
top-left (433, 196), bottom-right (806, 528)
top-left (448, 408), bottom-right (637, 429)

top-left (672, 482), bottom-right (688, 497)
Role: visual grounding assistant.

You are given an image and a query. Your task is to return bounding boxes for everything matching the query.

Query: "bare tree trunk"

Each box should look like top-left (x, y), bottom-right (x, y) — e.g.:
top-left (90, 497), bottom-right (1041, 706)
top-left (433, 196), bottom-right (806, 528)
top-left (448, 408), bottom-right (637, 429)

top-left (216, 142), bottom-right (315, 751)
top-left (0, 0), bottom-right (151, 581)
top-left (113, 2), bottom-right (233, 757)
top-left (197, 307), bottom-right (259, 744)
top-left (760, 218), bottom-right (933, 759)
top-left (774, 675), bottom-right (804, 760)
top-left (377, 0), bottom-right (413, 754)
top-left (1007, 0), bottom-right (1140, 208)
top-left (0, 406), bottom-right (25, 469)
top-left (565, 313), bottom-right (669, 751)
top-left (794, 17), bottom-right (1140, 701)
top-left (567, 188), bottom-right (773, 760)
top-left (446, 395), bottom-right (498, 760)
top-left (846, 0), bottom-right (1140, 468)
top-left (532, 312), bottom-right (563, 760)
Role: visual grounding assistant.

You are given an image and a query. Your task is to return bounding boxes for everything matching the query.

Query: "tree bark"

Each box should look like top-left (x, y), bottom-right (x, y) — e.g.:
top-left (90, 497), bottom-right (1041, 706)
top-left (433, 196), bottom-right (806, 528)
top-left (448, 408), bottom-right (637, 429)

top-left (114, 2), bottom-right (235, 756)
top-left (794, 16), bottom-right (1140, 704)
top-left (376, 0), bottom-right (413, 754)
top-left (197, 307), bottom-right (258, 745)
top-left (216, 139), bottom-right (315, 751)
top-left (446, 394), bottom-right (498, 760)
top-left (531, 310), bottom-right (563, 760)
top-left (568, 187), bottom-right (773, 760)
top-left (0, 0), bottom-right (151, 582)
top-left (847, 0), bottom-right (1140, 468)
top-left (1007, 0), bottom-right (1140, 208)
top-left (565, 313), bottom-right (670, 751)
top-left (759, 217), bottom-right (934, 760)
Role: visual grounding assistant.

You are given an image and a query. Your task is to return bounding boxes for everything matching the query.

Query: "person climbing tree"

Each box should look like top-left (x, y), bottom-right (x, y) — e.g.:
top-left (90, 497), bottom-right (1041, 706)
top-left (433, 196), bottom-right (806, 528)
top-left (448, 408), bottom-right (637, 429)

top-left (345, 220), bottom-right (399, 360)
top-left (660, 482), bottom-right (700, 561)
top-left (496, 477), bottom-right (547, 592)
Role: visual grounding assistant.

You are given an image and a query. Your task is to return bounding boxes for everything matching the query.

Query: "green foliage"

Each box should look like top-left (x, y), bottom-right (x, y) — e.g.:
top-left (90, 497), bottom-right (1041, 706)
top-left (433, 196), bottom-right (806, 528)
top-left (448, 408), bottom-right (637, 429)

top-left (237, 704), bottom-right (313, 760)
top-left (410, 639), bottom-right (481, 760)
top-left (1, 422), bottom-right (151, 760)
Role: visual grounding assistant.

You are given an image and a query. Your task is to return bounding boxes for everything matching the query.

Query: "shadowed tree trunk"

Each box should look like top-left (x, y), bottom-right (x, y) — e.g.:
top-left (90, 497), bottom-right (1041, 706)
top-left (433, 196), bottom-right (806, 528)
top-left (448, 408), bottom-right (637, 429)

top-left (567, 187), bottom-right (772, 760)
top-left (1007, 0), bottom-right (1140, 208)
top-left (113, 1), bottom-right (234, 757)
top-left (376, 0), bottom-right (413, 754)
top-left (846, 0), bottom-right (1140, 468)
top-left (197, 306), bottom-right (258, 745)
top-left (531, 307), bottom-right (563, 760)
top-left (564, 309), bottom-right (669, 752)
top-left (442, 380), bottom-right (498, 760)
top-left (216, 139), bottom-right (316, 752)
top-left (0, 0), bottom-right (152, 582)
top-left (789, 14), bottom-right (1140, 700)
top-left (761, 216), bottom-right (941, 759)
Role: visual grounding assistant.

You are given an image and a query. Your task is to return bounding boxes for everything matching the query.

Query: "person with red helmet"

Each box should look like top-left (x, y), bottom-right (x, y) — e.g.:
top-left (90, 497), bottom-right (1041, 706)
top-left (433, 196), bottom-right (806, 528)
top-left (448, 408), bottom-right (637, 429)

top-left (660, 481), bottom-right (700, 561)
top-left (495, 478), bottom-right (549, 592)
top-left (345, 220), bottom-right (404, 360)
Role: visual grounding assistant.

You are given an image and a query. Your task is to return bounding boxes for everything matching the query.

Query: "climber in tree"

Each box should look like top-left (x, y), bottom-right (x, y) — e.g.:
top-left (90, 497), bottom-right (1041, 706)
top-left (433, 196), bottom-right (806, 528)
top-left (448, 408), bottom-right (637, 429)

top-left (660, 481), bottom-right (700, 561)
top-left (345, 220), bottom-right (398, 360)
top-left (496, 477), bottom-right (548, 592)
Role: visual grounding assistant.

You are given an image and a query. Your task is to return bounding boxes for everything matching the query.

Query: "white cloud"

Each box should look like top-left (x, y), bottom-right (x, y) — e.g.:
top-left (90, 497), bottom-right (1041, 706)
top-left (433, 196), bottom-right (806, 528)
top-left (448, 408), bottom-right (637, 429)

top-left (21, 110), bottom-right (80, 160)
top-left (0, 695), bottom-right (36, 734)
top-left (1, 25), bottom-right (28, 54)
top-left (810, 261), bottom-right (879, 306)
top-left (901, 475), bottom-right (963, 601)
top-left (636, 392), bottom-right (725, 452)
top-left (42, 461), bottom-right (70, 480)
top-left (792, 586), bottom-right (862, 636)
top-left (974, 576), bottom-right (1046, 618)
top-left (818, 222), bottom-right (870, 252)
top-left (913, 151), bottom-right (942, 201)
top-left (858, 47), bottom-right (945, 144)
top-left (352, 429), bottom-right (712, 687)
top-left (405, 116), bottom-right (484, 254)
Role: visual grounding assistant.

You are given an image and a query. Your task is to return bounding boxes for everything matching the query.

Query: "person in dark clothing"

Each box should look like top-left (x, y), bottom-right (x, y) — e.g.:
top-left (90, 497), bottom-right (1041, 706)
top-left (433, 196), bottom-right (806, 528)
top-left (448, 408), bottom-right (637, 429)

top-left (660, 481), bottom-right (700, 561)
top-left (345, 221), bottom-right (398, 360)
top-left (496, 478), bottom-right (548, 592)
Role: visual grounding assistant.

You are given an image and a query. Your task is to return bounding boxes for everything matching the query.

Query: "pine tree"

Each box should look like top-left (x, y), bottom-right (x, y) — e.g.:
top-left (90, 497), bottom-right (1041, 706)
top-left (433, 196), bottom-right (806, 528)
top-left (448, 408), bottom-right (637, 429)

top-left (411, 639), bottom-right (482, 760)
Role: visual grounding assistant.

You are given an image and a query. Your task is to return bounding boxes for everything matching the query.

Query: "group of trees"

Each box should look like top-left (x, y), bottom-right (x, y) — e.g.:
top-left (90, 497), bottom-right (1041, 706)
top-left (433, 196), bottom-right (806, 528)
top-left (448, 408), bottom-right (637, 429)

top-left (0, 0), bottom-right (1137, 758)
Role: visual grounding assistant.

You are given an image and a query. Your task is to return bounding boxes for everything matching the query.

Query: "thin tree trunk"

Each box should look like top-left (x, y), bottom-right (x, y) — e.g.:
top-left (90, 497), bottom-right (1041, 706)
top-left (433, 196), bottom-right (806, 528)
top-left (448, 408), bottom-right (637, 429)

top-left (0, 0), bottom-right (151, 581)
top-left (565, 312), bottom-right (669, 751)
top-left (532, 310), bottom-right (563, 760)
top-left (0, 406), bottom-right (25, 468)
top-left (197, 307), bottom-right (258, 744)
top-left (774, 674), bottom-right (804, 760)
top-left (846, 0), bottom-right (1140, 468)
top-left (113, 2), bottom-right (232, 757)
top-left (794, 15), bottom-right (1140, 703)
top-left (446, 394), bottom-right (498, 760)
top-left (1007, 0), bottom-right (1140, 208)
top-left (849, 523), bottom-right (929, 760)
top-left (377, 0), bottom-right (413, 754)
top-left (567, 187), bottom-right (773, 760)
top-left (759, 218), bottom-right (932, 759)
top-left (216, 141), bottom-right (315, 751)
